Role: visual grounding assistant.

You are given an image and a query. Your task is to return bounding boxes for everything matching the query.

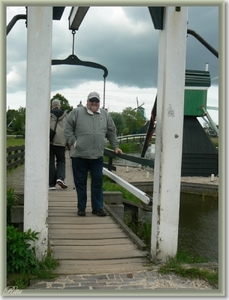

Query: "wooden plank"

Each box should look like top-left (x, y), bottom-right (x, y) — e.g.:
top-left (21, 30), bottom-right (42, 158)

top-left (54, 262), bottom-right (151, 274)
top-left (49, 193), bottom-right (75, 196)
top-left (49, 223), bottom-right (118, 229)
top-left (56, 258), bottom-right (149, 266)
top-left (48, 204), bottom-right (91, 208)
top-left (51, 243), bottom-right (138, 251)
top-left (48, 197), bottom-right (78, 201)
top-left (49, 192), bottom-right (91, 197)
top-left (49, 193), bottom-right (78, 196)
top-left (48, 217), bottom-right (114, 224)
top-left (48, 195), bottom-right (78, 200)
top-left (49, 238), bottom-right (131, 246)
top-left (48, 212), bottom-right (79, 217)
top-left (54, 260), bottom-right (151, 275)
top-left (48, 202), bottom-right (78, 207)
top-left (49, 202), bottom-right (77, 205)
top-left (49, 228), bottom-right (123, 234)
top-left (48, 208), bottom-right (94, 212)
top-left (53, 249), bottom-right (147, 260)
top-left (48, 201), bottom-right (76, 204)
top-left (49, 232), bottom-right (128, 239)
top-left (48, 210), bottom-right (95, 214)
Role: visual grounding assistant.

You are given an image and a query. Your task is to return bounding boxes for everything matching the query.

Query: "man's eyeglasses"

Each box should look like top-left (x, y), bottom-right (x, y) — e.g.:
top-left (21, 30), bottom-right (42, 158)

top-left (89, 98), bottom-right (100, 103)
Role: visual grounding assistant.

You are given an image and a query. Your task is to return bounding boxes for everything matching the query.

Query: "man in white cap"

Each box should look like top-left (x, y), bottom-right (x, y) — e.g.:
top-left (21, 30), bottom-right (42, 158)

top-left (64, 91), bottom-right (122, 217)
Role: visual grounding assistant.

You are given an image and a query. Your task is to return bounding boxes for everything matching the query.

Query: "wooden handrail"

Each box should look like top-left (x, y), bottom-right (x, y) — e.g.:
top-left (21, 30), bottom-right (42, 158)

top-left (104, 148), bottom-right (154, 169)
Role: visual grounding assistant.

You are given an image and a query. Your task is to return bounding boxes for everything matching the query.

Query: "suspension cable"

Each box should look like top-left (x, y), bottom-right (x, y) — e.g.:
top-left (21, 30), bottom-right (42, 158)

top-left (71, 30), bottom-right (76, 55)
top-left (103, 77), bottom-right (106, 109)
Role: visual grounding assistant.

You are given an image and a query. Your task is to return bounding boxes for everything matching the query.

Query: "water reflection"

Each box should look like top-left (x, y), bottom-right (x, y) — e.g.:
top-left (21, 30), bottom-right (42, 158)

top-left (134, 193), bottom-right (218, 262)
top-left (178, 193), bottom-right (218, 262)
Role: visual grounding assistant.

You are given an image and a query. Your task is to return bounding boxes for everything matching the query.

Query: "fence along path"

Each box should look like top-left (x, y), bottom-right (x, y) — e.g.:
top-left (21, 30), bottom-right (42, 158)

top-left (48, 190), bottom-right (151, 275)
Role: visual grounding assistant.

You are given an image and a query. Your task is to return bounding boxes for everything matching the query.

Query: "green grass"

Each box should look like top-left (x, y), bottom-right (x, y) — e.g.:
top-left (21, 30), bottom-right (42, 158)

top-left (106, 141), bottom-right (143, 154)
top-left (103, 175), bottom-right (141, 205)
top-left (158, 251), bottom-right (218, 288)
top-left (7, 138), bottom-right (25, 148)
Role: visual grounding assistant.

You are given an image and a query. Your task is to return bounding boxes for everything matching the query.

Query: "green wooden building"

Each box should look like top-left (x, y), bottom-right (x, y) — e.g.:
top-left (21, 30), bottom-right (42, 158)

top-left (182, 69), bottom-right (218, 177)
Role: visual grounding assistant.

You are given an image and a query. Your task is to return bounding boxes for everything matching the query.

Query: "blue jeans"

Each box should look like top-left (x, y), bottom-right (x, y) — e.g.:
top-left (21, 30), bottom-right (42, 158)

top-left (71, 157), bottom-right (104, 211)
top-left (49, 145), bottom-right (66, 187)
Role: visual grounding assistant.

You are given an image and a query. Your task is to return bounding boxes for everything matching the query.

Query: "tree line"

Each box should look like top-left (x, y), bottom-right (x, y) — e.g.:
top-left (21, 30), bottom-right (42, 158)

top-left (7, 93), bottom-right (148, 137)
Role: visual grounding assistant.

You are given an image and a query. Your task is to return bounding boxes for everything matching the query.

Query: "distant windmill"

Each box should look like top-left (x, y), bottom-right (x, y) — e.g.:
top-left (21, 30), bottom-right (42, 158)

top-left (133, 97), bottom-right (145, 111)
top-left (133, 97), bottom-right (146, 120)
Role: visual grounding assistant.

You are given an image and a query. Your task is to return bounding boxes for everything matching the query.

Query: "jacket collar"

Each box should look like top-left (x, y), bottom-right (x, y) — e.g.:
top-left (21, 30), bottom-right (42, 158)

top-left (86, 106), bottom-right (101, 115)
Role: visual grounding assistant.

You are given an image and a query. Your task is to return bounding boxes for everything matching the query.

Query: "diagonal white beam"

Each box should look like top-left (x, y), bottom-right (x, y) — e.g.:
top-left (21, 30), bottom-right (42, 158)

top-left (103, 168), bottom-right (151, 205)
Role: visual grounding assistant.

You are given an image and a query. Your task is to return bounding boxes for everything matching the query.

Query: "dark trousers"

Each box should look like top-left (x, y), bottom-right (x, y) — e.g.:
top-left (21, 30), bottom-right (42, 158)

top-left (49, 144), bottom-right (66, 187)
top-left (71, 157), bottom-right (103, 211)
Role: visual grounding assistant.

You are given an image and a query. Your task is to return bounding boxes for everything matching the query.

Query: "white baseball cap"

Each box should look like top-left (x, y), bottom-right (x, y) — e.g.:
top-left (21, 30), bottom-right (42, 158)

top-left (87, 91), bottom-right (100, 101)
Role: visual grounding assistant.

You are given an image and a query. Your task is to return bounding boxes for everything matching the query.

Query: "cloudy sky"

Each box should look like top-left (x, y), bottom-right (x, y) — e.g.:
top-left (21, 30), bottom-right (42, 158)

top-left (6, 6), bottom-right (219, 124)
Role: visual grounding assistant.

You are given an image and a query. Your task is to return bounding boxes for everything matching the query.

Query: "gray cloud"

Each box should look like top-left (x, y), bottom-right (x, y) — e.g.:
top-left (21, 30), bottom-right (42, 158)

top-left (50, 7), bottom-right (160, 90)
top-left (7, 6), bottom-right (219, 99)
top-left (51, 6), bottom-right (219, 90)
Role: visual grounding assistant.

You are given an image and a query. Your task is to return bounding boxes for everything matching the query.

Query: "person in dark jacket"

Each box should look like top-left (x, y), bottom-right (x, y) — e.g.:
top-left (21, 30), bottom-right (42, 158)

top-left (64, 91), bottom-right (122, 217)
top-left (49, 99), bottom-right (68, 190)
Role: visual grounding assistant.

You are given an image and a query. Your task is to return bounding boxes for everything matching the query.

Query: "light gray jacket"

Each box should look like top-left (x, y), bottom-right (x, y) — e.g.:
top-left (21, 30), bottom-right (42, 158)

top-left (50, 110), bottom-right (68, 147)
top-left (64, 106), bottom-right (119, 159)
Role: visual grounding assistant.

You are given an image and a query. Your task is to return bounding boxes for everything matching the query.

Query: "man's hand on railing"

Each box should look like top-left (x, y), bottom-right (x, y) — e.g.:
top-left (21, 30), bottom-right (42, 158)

top-left (114, 148), bottom-right (123, 154)
top-left (104, 147), bottom-right (154, 168)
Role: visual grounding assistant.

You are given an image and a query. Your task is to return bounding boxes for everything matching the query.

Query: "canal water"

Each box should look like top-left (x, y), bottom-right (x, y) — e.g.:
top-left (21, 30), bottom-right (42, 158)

top-left (116, 146), bottom-right (218, 262)
top-left (178, 193), bottom-right (218, 262)
top-left (140, 193), bottom-right (218, 263)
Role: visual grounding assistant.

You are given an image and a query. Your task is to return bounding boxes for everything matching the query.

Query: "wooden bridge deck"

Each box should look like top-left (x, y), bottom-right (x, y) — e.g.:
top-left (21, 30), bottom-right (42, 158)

top-left (48, 191), bottom-right (151, 275)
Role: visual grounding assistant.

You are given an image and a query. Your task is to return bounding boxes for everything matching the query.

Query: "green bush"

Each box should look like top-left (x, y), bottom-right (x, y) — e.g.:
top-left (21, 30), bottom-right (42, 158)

top-left (6, 189), bottom-right (60, 288)
top-left (35, 249), bottom-right (60, 279)
top-left (7, 188), bottom-right (19, 225)
top-left (7, 226), bottom-right (40, 275)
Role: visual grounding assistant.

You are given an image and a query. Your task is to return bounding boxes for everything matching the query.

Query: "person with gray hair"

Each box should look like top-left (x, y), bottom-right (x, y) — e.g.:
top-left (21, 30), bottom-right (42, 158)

top-left (49, 98), bottom-right (68, 190)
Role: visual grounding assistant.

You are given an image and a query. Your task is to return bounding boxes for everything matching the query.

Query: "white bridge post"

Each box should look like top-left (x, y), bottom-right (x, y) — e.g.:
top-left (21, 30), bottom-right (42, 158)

top-left (24, 7), bottom-right (52, 259)
top-left (150, 7), bottom-right (188, 261)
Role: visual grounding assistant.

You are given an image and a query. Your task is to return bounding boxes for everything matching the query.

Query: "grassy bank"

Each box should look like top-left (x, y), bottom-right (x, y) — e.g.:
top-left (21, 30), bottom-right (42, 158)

top-left (7, 138), bottom-right (25, 148)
